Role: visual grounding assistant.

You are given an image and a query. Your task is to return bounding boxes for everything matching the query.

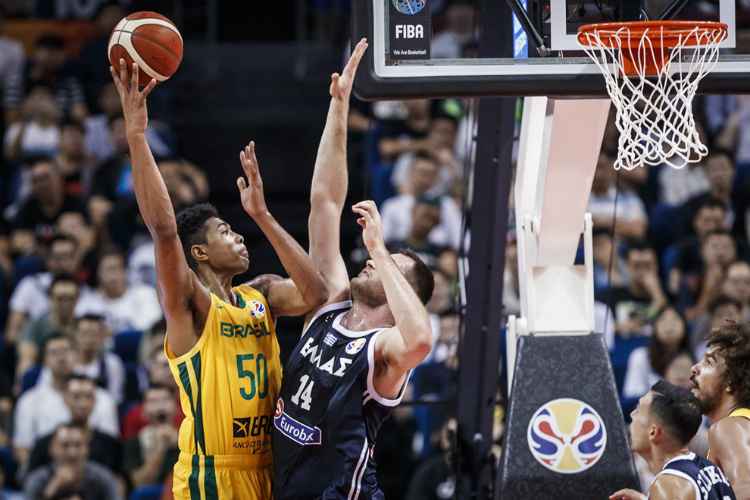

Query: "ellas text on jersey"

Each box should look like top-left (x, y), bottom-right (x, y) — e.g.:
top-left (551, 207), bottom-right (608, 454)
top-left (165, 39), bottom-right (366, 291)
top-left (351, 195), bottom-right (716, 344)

top-left (298, 337), bottom-right (353, 377)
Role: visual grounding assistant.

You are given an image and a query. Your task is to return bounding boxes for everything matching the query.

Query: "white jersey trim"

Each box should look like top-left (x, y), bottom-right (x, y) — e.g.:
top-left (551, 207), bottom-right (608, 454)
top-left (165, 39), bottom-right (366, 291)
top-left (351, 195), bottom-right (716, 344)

top-left (332, 311), bottom-right (381, 338)
top-left (348, 438), bottom-right (369, 500)
top-left (656, 467), bottom-right (701, 500)
top-left (301, 300), bottom-right (352, 337)
top-left (365, 329), bottom-right (411, 407)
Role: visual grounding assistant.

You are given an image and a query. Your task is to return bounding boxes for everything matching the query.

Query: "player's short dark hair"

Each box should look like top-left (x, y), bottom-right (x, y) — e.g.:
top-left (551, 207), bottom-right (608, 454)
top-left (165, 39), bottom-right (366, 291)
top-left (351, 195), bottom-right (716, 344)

top-left (707, 321), bottom-right (750, 407)
top-left (176, 203), bottom-right (219, 270)
top-left (649, 380), bottom-right (702, 446)
top-left (396, 249), bottom-right (435, 304)
top-left (48, 273), bottom-right (79, 295)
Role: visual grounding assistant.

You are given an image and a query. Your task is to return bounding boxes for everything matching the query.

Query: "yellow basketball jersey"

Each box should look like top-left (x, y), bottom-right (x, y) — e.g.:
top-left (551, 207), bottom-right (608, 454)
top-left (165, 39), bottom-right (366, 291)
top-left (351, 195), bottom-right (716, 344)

top-left (729, 407), bottom-right (750, 420)
top-left (166, 284), bottom-right (282, 464)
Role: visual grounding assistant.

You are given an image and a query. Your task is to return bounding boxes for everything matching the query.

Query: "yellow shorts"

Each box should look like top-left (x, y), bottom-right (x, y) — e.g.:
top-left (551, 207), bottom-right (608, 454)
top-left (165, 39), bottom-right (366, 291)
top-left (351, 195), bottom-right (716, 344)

top-left (172, 452), bottom-right (272, 500)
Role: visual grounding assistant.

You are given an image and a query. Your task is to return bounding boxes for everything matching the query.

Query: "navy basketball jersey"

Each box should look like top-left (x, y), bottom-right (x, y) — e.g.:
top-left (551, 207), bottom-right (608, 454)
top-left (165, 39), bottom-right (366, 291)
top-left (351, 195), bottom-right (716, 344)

top-left (657, 452), bottom-right (736, 500)
top-left (272, 301), bottom-right (407, 500)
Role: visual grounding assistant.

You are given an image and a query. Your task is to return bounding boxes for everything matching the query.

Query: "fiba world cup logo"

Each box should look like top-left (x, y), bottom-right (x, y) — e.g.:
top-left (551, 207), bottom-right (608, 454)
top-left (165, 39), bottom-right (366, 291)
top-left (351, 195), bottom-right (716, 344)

top-left (527, 398), bottom-right (607, 474)
top-left (392, 0), bottom-right (427, 15)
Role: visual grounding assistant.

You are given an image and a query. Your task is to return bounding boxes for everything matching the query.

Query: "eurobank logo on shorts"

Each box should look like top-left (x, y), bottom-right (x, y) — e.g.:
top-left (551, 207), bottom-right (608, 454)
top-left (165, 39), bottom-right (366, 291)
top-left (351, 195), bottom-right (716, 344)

top-left (273, 399), bottom-right (322, 446)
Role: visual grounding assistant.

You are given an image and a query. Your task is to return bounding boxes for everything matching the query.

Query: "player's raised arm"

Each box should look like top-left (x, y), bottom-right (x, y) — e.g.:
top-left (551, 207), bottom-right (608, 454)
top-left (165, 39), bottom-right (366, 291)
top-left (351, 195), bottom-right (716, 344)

top-left (110, 60), bottom-right (209, 355)
top-left (352, 201), bottom-right (433, 392)
top-left (237, 142), bottom-right (328, 317)
top-left (308, 38), bottom-right (369, 304)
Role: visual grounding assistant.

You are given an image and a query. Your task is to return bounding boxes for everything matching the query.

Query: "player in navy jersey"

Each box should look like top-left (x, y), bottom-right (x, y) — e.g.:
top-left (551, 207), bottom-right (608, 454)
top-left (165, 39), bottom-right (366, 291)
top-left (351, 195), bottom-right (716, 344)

top-left (610, 381), bottom-right (735, 500)
top-left (272, 39), bottom-right (435, 500)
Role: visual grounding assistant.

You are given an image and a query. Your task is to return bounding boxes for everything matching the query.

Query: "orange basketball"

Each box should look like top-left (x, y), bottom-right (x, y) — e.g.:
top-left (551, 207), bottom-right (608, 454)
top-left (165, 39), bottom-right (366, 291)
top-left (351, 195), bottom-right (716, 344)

top-left (108, 11), bottom-right (183, 87)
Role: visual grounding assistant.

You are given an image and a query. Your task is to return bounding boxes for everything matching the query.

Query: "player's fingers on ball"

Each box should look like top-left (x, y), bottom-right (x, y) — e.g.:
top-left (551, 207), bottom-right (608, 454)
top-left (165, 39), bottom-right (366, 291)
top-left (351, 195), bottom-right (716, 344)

top-left (119, 59), bottom-right (128, 87)
top-left (142, 79), bottom-right (157, 99)
top-left (131, 63), bottom-right (140, 90)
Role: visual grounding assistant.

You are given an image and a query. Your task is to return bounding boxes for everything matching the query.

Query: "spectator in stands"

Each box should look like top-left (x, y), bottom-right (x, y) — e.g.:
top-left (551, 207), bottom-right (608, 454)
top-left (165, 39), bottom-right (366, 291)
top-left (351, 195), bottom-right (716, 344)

top-left (664, 350), bottom-right (695, 391)
top-left (684, 229), bottom-right (738, 320)
top-left (122, 344), bottom-right (183, 441)
top-left (681, 152), bottom-right (736, 230)
top-left (721, 260), bottom-right (750, 322)
top-left (26, 375), bottom-right (122, 476)
top-left (55, 211), bottom-right (97, 284)
top-left (5, 34), bottom-right (87, 123)
top-left (393, 111), bottom-right (461, 197)
top-left (81, 249), bottom-right (161, 333)
top-left (87, 114), bottom-right (130, 230)
top-left (23, 423), bottom-right (122, 500)
top-left (13, 335), bottom-right (118, 472)
top-left (667, 197), bottom-right (728, 298)
top-left (602, 242), bottom-right (668, 337)
top-left (588, 153), bottom-right (647, 241)
top-left (10, 158), bottom-right (87, 251)
top-left (405, 417), bottom-right (471, 499)
top-left (704, 95), bottom-right (750, 168)
top-left (0, 467), bottom-right (22, 500)
top-left (73, 314), bottom-right (125, 404)
top-left (692, 295), bottom-right (742, 359)
top-left (378, 99), bottom-right (432, 163)
top-left (656, 124), bottom-right (711, 206)
top-left (5, 234), bottom-right (89, 344)
top-left (55, 120), bottom-right (95, 198)
top-left (123, 385), bottom-right (179, 494)
top-left (592, 228), bottom-right (625, 293)
top-left (387, 195), bottom-right (449, 269)
top-left (431, 0), bottom-right (477, 59)
top-left (84, 83), bottom-right (171, 163)
top-left (622, 306), bottom-right (690, 401)
top-left (78, 4), bottom-right (127, 108)
top-left (16, 273), bottom-right (80, 377)
top-left (0, 5), bottom-right (25, 125)
top-left (4, 88), bottom-right (61, 162)
top-left (382, 154), bottom-right (463, 250)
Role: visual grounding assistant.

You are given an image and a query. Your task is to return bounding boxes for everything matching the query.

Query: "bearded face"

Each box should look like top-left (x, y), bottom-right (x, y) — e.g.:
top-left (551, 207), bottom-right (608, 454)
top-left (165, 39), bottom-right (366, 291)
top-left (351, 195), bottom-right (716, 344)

top-left (690, 347), bottom-right (728, 414)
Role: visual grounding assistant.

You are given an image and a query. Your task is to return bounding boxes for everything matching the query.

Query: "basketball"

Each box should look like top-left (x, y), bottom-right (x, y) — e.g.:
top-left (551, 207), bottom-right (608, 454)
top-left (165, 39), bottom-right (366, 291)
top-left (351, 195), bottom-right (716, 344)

top-left (108, 11), bottom-right (183, 87)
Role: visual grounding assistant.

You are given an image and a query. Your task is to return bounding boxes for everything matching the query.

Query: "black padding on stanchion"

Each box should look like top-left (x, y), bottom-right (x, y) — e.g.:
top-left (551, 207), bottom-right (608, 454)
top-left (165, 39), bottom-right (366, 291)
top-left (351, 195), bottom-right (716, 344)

top-left (497, 334), bottom-right (639, 499)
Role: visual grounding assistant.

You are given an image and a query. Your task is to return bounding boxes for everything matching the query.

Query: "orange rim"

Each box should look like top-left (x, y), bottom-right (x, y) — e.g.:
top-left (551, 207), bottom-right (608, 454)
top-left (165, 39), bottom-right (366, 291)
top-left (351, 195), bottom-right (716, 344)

top-left (577, 20), bottom-right (727, 49)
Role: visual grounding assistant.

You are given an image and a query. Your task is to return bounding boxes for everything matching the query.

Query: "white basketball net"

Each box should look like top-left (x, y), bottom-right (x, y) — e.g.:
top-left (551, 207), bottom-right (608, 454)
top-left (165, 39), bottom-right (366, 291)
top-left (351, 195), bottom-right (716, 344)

top-left (579, 24), bottom-right (727, 170)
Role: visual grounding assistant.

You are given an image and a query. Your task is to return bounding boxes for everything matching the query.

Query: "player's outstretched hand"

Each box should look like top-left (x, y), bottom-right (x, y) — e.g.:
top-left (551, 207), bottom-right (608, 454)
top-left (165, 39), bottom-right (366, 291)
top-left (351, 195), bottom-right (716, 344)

top-left (352, 200), bottom-right (386, 255)
top-left (330, 38), bottom-right (368, 102)
top-left (109, 59), bottom-right (157, 138)
top-left (238, 141), bottom-right (269, 220)
top-left (609, 489), bottom-right (646, 500)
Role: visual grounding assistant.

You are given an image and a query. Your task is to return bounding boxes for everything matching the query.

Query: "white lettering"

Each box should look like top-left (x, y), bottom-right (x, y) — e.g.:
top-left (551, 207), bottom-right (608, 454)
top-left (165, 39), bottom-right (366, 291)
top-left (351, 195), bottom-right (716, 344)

top-left (300, 338), bottom-right (316, 357)
top-left (395, 24), bottom-right (424, 39)
top-left (334, 358), bottom-right (352, 377)
top-left (319, 357), bottom-right (335, 374)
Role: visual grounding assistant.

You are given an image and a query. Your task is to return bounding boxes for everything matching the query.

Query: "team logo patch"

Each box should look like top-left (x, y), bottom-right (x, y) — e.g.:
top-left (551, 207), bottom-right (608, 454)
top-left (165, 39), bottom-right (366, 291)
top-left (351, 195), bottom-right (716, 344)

top-left (273, 408), bottom-right (322, 446)
top-left (250, 300), bottom-right (266, 320)
top-left (275, 398), bottom-right (284, 418)
top-left (323, 333), bottom-right (338, 347)
top-left (233, 417), bottom-right (251, 438)
top-left (392, 0), bottom-right (426, 15)
top-left (527, 398), bottom-right (607, 474)
top-left (345, 338), bottom-right (367, 355)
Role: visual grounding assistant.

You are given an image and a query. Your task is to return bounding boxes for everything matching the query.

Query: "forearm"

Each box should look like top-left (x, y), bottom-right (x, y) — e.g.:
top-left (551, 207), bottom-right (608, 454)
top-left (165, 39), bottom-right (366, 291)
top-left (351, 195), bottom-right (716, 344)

top-left (310, 98), bottom-right (349, 210)
top-left (371, 248), bottom-right (431, 349)
top-left (127, 132), bottom-right (178, 237)
top-left (131, 451), bottom-right (165, 486)
top-left (254, 213), bottom-right (327, 306)
top-left (733, 481), bottom-right (750, 500)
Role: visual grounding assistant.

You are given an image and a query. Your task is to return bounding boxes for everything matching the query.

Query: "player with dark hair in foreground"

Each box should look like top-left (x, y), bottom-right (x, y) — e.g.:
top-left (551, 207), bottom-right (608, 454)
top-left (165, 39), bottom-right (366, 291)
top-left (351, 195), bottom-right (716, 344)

top-left (272, 39), bottom-right (435, 500)
top-left (690, 322), bottom-right (750, 499)
top-left (110, 60), bottom-right (328, 499)
top-left (610, 381), bottom-right (735, 500)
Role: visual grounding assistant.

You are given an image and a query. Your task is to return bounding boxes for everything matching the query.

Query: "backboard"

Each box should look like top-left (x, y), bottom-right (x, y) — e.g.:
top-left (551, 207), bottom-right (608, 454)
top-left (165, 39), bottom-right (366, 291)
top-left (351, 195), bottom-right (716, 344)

top-left (352, 0), bottom-right (750, 99)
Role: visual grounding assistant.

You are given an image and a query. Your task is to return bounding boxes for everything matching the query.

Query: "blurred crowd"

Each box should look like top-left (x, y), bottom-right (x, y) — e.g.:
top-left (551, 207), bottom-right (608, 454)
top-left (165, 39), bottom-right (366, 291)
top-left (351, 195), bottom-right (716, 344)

top-left (0, 0), bottom-right (748, 499)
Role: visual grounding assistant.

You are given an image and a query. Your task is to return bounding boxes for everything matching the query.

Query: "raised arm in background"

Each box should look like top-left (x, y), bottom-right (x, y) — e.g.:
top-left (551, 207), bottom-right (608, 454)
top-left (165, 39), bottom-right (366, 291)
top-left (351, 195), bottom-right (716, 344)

top-left (111, 60), bottom-right (210, 357)
top-left (236, 141), bottom-right (328, 317)
top-left (307, 38), bottom-right (369, 307)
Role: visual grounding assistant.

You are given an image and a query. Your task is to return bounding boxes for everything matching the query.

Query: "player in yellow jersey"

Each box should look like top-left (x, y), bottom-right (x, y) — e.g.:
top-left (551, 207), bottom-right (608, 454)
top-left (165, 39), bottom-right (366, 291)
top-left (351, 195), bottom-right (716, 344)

top-left (690, 321), bottom-right (750, 498)
top-left (110, 61), bottom-right (328, 499)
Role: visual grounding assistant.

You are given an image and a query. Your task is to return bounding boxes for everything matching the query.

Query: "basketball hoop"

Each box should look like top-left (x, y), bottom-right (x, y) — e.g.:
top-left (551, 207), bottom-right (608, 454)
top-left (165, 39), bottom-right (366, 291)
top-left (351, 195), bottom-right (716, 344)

top-left (578, 21), bottom-right (728, 170)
